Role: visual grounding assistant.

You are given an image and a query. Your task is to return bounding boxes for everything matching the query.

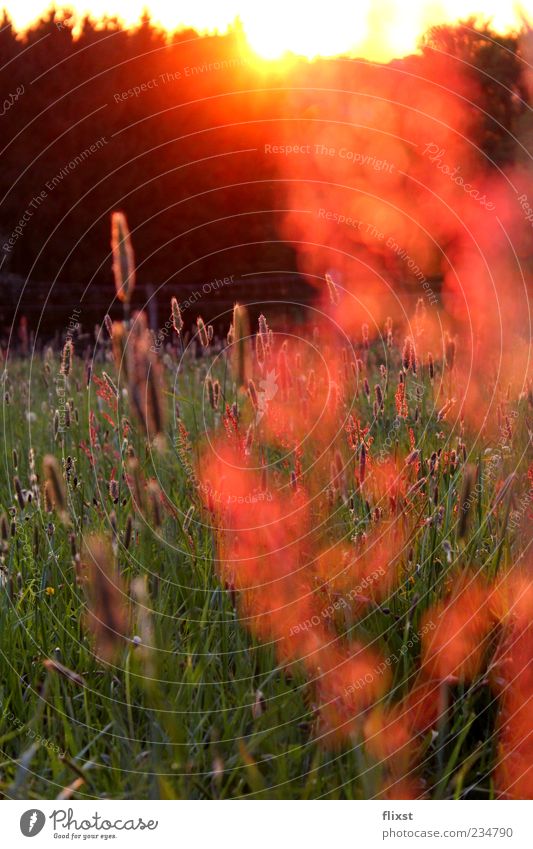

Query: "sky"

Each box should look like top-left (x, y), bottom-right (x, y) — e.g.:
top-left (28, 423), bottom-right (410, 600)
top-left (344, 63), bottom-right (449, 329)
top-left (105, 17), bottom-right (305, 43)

top-left (2, 1), bottom-right (532, 61)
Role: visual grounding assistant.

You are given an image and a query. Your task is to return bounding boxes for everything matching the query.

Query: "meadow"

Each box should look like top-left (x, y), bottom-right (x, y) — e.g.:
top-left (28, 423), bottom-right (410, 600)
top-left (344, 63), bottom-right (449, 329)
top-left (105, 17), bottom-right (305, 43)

top-left (0, 224), bottom-right (532, 801)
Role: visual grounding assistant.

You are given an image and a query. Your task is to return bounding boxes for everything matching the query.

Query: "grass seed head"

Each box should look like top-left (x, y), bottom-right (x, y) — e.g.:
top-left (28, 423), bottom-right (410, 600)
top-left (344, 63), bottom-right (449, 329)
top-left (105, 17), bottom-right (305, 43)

top-left (43, 455), bottom-right (68, 522)
top-left (231, 303), bottom-right (250, 388)
top-left (458, 464), bottom-right (477, 538)
top-left (111, 211), bottom-right (135, 305)
top-left (123, 514), bottom-right (133, 550)
top-left (60, 339), bottom-right (73, 377)
top-left (445, 332), bottom-right (456, 371)
top-left (14, 476), bottom-right (25, 511)
top-left (171, 297), bottom-right (184, 334)
top-left (83, 534), bottom-right (128, 663)
top-left (325, 272), bottom-right (340, 305)
top-left (196, 316), bottom-right (209, 348)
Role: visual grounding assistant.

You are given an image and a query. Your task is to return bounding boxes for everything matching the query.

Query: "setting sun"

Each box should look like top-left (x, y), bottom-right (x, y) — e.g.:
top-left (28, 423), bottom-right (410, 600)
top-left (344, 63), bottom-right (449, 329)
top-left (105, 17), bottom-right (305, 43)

top-left (236, 1), bottom-right (372, 59)
top-left (2, 0), bottom-right (532, 61)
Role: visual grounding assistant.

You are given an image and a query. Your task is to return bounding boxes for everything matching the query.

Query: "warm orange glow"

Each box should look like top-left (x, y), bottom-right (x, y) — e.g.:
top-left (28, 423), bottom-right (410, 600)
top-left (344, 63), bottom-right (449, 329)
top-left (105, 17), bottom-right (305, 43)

top-left (237, 1), bottom-right (371, 60)
top-left (2, 1), bottom-right (531, 61)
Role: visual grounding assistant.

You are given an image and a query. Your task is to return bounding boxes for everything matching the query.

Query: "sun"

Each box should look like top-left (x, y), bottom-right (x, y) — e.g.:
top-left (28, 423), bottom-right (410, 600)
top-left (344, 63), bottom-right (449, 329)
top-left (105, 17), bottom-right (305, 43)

top-left (237, 1), bottom-right (372, 60)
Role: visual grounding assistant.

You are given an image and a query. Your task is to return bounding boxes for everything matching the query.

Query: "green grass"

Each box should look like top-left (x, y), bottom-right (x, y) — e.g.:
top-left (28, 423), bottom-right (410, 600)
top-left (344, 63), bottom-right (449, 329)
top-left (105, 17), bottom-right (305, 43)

top-left (0, 328), bottom-right (530, 800)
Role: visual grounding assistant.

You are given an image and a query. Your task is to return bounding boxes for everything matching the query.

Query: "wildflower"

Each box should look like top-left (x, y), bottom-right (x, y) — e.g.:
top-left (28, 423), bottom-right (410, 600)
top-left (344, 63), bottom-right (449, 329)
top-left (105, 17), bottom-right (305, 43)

top-left (363, 705), bottom-right (412, 770)
top-left (316, 644), bottom-right (391, 743)
top-left (489, 568), bottom-right (533, 798)
top-left (421, 580), bottom-right (492, 681)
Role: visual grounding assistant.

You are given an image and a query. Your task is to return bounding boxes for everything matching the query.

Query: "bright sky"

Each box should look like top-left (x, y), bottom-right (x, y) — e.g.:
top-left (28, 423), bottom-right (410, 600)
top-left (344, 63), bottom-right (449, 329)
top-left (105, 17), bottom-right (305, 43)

top-left (1, 1), bottom-right (531, 61)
